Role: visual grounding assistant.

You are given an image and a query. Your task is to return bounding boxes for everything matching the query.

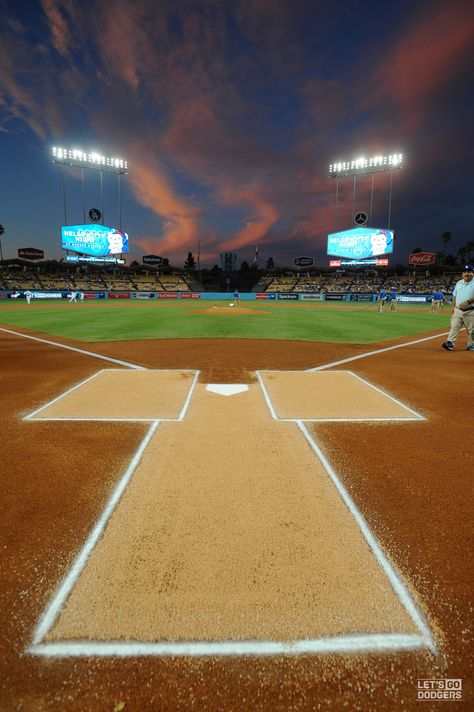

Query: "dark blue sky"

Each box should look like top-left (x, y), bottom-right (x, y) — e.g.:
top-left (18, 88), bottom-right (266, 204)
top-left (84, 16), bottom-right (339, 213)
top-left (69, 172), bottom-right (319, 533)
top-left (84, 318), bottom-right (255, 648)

top-left (0, 0), bottom-right (472, 267)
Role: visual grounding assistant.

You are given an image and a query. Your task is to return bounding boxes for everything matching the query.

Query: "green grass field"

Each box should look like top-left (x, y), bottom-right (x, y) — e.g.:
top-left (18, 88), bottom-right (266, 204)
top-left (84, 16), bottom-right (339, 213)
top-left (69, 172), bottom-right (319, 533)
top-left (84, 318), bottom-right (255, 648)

top-left (0, 299), bottom-right (450, 343)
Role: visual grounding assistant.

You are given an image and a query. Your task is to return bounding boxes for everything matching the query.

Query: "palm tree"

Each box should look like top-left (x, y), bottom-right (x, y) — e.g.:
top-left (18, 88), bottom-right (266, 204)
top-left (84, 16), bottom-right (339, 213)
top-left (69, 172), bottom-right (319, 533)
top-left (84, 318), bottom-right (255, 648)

top-left (441, 232), bottom-right (451, 260)
top-left (0, 224), bottom-right (5, 262)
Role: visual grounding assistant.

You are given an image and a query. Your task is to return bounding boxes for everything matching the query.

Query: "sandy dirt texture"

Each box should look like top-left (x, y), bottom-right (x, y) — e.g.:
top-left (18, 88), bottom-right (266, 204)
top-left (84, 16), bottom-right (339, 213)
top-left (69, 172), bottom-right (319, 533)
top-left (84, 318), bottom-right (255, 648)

top-left (0, 326), bottom-right (472, 711)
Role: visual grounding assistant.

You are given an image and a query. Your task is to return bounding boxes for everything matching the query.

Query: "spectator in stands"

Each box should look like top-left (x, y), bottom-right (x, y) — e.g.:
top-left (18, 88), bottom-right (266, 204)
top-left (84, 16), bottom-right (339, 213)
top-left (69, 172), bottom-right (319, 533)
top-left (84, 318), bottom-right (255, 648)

top-left (442, 266), bottom-right (474, 351)
top-left (431, 289), bottom-right (444, 313)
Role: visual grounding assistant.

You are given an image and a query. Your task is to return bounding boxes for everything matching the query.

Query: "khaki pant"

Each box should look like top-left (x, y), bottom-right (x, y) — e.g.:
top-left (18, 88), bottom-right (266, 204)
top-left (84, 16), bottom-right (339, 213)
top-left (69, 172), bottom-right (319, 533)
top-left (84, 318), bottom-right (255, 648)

top-left (447, 308), bottom-right (474, 348)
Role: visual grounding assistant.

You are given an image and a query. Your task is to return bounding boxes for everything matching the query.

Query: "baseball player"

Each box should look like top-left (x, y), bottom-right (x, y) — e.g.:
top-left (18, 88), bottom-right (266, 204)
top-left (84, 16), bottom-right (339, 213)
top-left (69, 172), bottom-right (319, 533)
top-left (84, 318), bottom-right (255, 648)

top-left (25, 290), bottom-right (32, 305)
top-left (377, 288), bottom-right (387, 312)
top-left (389, 290), bottom-right (397, 312)
top-left (430, 289), bottom-right (444, 313)
top-left (68, 291), bottom-right (77, 303)
top-left (442, 265), bottom-right (474, 351)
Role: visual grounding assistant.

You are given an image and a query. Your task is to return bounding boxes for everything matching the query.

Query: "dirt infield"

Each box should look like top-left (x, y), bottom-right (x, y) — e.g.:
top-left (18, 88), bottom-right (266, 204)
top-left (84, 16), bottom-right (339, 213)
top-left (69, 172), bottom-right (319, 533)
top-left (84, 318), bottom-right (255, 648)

top-left (0, 326), bottom-right (472, 710)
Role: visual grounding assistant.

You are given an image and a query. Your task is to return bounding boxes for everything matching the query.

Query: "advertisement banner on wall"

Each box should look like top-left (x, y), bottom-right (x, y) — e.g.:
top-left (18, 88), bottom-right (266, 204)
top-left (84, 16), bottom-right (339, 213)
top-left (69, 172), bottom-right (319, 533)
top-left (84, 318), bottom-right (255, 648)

top-left (397, 294), bottom-right (431, 303)
top-left (157, 292), bottom-right (178, 299)
top-left (108, 292), bottom-right (131, 299)
top-left (181, 293), bottom-right (201, 299)
top-left (408, 252), bottom-right (436, 266)
top-left (18, 247), bottom-right (44, 260)
top-left (278, 293), bottom-right (299, 300)
top-left (133, 292), bottom-right (156, 299)
top-left (325, 293), bottom-right (345, 301)
top-left (293, 256), bottom-right (314, 267)
top-left (32, 292), bottom-right (66, 299)
top-left (300, 293), bottom-right (324, 301)
top-left (349, 293), bottom-right (374, 302)
top-left (143, 255), bottom-right (164, 265)
top-left (256, 293), bottom-right (276, 300)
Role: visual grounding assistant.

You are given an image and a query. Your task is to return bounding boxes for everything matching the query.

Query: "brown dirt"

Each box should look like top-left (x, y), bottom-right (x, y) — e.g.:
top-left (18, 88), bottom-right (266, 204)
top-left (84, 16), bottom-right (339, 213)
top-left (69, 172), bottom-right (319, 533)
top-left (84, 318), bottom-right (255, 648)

top-left (196, 306), bottom-right (269, 315)
top-left (0, 327), bottom-right (472, 711)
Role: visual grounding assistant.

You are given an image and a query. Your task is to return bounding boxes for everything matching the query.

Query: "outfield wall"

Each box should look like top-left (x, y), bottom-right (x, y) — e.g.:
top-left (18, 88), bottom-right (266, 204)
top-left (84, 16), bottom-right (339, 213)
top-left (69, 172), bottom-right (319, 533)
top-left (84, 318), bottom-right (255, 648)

top-left (0, 290), bottom-right (451, 303)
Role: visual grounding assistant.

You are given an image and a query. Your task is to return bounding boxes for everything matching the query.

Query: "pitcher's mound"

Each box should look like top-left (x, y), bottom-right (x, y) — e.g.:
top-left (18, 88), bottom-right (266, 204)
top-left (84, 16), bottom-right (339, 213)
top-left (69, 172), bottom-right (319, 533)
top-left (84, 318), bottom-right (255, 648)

top-left (197, 307), bottom-right (269, 315)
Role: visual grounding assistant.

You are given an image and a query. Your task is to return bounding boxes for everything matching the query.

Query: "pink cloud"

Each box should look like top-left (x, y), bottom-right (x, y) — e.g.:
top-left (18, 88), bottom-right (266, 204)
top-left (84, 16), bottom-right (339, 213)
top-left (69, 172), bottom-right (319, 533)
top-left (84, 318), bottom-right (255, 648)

top-left (372, 3), bottom-right (474, 128)
top-left (129, 158), bottom-right (202, 257)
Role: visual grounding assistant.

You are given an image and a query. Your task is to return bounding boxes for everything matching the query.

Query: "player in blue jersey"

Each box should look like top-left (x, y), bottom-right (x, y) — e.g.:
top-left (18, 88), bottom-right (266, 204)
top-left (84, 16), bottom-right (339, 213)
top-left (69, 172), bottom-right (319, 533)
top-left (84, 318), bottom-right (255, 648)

top-left (389, 290), bottom-right (397, 312)
top-left (377, 288), bottom-right (387, 312)
top-left (430, 289), bottom-right (444, 313)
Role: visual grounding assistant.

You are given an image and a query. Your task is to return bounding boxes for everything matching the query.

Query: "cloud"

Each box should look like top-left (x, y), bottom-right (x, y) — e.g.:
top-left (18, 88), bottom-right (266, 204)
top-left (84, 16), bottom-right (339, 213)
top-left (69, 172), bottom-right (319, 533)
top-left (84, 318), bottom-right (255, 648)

top-left (371, 2), bottom-right (474, 129)
top-left (40, 0), bottom-right (73, 59)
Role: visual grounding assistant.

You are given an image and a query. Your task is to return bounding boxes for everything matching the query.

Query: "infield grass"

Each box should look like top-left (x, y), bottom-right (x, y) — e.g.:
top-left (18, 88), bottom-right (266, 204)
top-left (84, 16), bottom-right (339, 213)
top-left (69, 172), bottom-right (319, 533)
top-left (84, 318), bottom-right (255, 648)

top-left (0, 300), bottom-right (450, 343)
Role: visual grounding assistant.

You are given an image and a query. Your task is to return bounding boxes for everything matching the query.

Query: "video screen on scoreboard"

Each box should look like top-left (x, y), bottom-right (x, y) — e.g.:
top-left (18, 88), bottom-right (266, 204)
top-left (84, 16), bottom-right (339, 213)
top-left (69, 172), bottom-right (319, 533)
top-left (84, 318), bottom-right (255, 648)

top-left (327, 227), bottom-right (394, 260)
top-left (61, 224), bottom-right (129, 257)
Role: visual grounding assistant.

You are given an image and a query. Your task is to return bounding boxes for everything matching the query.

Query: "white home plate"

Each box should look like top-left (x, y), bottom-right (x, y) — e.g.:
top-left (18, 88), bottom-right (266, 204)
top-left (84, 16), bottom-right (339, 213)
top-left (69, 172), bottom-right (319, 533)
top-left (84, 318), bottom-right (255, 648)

top-left (206, 384), bottom-right (249, 396)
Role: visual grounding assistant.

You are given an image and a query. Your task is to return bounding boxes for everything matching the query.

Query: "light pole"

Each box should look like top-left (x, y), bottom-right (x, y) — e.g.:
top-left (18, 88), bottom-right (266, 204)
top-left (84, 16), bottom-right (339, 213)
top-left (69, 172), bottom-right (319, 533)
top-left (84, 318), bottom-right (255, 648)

top-left (0, 224), bottom-right (5, 262)
top-left (51, 147), bottom-right (128, 260)
top-left (329, 153), bottom-right (403, 229)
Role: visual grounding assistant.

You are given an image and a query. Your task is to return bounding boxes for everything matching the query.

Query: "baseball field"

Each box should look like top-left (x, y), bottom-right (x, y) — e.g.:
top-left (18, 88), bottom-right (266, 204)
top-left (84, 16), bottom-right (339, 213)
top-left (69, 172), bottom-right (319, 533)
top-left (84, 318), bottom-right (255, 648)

top-left (0, 298), bottom-right (472, 711)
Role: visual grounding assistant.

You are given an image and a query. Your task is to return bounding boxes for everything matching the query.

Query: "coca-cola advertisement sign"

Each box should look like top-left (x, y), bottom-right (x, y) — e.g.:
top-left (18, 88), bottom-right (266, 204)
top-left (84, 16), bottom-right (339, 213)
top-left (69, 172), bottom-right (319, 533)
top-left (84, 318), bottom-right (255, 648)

top-left (18, 247), bottom-right (44, 260)
top-left (408, 252), bottom-right (436, 265)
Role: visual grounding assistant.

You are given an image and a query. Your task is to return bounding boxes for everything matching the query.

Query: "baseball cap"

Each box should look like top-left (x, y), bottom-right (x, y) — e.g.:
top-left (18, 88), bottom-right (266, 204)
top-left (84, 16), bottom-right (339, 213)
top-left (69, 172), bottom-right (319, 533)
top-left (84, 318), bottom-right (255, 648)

top-left (464, 265), bottom-right (474, 272)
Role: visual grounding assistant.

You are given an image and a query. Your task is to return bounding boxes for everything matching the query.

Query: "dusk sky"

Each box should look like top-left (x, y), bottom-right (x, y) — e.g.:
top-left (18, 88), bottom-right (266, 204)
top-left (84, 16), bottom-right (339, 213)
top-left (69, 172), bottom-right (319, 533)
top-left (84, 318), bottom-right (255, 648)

top-left (0, 0), bottom-right (473, 268)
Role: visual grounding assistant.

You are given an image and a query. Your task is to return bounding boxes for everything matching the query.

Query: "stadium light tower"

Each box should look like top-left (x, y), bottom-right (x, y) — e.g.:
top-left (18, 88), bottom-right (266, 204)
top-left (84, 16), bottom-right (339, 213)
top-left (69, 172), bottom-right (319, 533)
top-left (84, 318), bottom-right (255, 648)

top-left (329, 152), bottom-right (403, 229)
top-left (329, 153), bottom-right (403, 178)
top-left (50, 146), bottom-right (128, 229)
top-left (51, 147), bottom-right (128, 174)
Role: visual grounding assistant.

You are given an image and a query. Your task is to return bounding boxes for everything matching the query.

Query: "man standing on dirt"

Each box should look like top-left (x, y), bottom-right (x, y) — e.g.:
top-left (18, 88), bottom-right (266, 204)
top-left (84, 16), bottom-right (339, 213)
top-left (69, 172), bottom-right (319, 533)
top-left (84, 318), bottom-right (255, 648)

top-left (442, 265), bottom-right (474, 351)
top-left (233, 289), bottom-right (241, 307)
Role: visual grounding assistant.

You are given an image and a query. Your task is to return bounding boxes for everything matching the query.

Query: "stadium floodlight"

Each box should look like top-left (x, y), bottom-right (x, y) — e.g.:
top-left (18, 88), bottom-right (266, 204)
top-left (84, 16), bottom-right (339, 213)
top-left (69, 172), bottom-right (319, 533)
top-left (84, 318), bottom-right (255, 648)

top-left (329, 153), bottom-right (403, 178)
top-left (51, 146), bottom-right (128, 174)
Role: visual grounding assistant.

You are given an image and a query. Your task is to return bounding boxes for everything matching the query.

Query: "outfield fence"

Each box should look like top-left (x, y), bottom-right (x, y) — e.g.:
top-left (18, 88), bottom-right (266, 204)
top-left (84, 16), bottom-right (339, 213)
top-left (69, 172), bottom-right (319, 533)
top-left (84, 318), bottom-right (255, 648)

top-left (0, 290), bottom-right (451, 303)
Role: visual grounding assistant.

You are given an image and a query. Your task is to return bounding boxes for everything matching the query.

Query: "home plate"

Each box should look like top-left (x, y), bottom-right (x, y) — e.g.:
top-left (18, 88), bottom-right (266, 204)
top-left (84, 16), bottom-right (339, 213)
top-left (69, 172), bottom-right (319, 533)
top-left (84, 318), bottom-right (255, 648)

top-left (206, 384), bottom-right (249, 396)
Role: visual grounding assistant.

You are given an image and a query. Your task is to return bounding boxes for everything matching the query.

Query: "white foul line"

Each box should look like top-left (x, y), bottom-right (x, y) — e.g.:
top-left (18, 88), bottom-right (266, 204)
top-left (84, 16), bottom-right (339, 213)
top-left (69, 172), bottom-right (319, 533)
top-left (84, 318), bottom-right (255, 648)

top-left (0, 327), bottom-right (145, 370)
top-left (309, 331), bottom-right (450, 371)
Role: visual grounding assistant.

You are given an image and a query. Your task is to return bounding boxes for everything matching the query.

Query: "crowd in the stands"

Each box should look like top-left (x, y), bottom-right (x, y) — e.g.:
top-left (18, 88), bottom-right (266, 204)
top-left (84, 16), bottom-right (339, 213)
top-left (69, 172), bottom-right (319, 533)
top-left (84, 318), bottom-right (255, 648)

top-left (0, 263), bottom-right (463, 294)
